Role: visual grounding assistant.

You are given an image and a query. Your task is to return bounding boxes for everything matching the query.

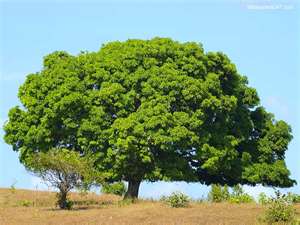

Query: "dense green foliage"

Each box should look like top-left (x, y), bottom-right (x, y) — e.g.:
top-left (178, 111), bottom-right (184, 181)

top-left (26, 148), bottom-right (98, 209)
top-left (161, 191), bottom-right (190, 208)
top-left (101, 182), bottom-right (126, 196)
top-left (4, 38), bottom-right (295, 198)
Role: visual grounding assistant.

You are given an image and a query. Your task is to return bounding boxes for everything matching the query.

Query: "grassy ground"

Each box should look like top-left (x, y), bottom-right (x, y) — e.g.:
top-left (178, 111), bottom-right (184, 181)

top-left (0, 188), bottom-right (299, 225)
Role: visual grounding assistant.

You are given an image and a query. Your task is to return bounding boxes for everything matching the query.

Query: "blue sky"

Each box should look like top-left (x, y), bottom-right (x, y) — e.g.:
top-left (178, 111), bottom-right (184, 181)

top-left (0, 0), bottom-right (299, 199)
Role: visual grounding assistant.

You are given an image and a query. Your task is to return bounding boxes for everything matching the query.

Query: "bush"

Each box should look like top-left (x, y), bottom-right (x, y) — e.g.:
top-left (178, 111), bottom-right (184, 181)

top-left (228, 185), bottom-right (254, 203)
top-left (208, 184), bottom-right (230, 202)
top-left (18, 200), bottom-right (32, 207)
top-left (66, 200), bottom-right (74, 210)
top-left (258, 192), bottom-right (271, 205)
top-left (162, 192), bottom-right (190, 208)
top-left (261, 190), bottom-right (295, 224)
top-left (101, 182), bottom-right (126, 196)
top-left (229, 194), bottom-right (254, 204)
top-left (285, 192), bottom-right (300, 204)
top-left (258, 191), bottom-right (300, 205)
top-left (208, 184), bottom-right (254, 204)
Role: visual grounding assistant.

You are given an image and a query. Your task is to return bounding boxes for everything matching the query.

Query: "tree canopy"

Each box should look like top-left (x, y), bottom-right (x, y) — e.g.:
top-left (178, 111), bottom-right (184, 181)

top-left (4, 38), bottom-right (295, 198)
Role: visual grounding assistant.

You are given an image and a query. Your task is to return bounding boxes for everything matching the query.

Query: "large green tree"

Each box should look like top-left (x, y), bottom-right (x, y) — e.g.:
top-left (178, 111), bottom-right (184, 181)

top-left (4, 38), bottom-right (295, 198)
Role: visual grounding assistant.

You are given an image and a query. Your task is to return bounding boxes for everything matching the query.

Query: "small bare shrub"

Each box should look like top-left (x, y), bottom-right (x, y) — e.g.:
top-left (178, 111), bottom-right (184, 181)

top-left (10, 181), bottom-right (17, 194)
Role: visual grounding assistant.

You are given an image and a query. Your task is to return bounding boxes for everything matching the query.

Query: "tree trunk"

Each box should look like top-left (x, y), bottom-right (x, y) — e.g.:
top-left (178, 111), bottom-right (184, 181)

top-left (57, 190), bottom-right (68, 209)
top-left (124, 180), bottom-right (141, 199)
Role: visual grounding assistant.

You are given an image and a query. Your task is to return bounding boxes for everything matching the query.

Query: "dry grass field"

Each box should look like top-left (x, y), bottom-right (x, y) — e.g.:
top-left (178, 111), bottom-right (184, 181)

top-left (0, 188), bottom-right (299, 225)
